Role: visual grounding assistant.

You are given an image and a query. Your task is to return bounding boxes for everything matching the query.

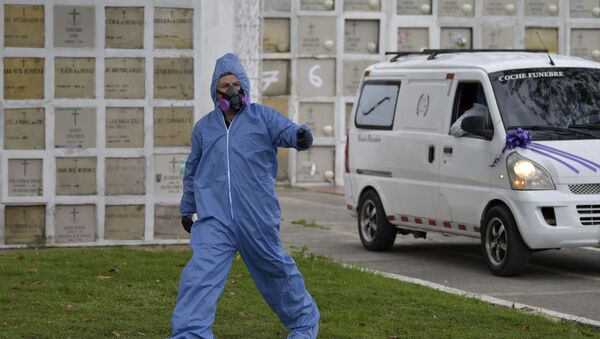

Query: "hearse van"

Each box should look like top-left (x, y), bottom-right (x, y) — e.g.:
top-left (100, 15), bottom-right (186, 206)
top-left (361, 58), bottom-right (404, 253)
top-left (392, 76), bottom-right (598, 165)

top-left (344, 50), bottom-right (600, 276)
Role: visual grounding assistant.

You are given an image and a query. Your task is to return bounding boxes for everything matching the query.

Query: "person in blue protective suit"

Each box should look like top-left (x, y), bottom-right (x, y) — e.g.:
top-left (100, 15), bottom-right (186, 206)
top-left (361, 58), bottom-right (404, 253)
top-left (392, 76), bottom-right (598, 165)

top-left (171, 53), bottom-right (319, 339)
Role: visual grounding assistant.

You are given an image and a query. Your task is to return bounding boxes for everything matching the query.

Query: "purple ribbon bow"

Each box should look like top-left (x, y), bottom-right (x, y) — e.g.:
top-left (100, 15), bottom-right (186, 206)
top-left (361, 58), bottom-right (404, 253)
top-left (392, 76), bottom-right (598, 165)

top-left (490, 128), bottom-right (600, 174)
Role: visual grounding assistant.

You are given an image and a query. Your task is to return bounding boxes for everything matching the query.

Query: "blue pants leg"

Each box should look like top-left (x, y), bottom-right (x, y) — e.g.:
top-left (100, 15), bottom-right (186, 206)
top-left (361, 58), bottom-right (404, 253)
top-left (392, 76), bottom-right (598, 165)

top-left (237, 223), bottom-right (320, 339)
top-left (171, 222), bottom-right (237, 339)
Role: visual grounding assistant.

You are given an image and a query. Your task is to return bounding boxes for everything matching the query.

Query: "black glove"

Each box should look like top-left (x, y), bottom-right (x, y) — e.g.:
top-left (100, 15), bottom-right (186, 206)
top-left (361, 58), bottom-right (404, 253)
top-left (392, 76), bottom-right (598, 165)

top-left (181, 215), bottom-right (193, 233)
top-left (296, 128), bottom-right (312, 150)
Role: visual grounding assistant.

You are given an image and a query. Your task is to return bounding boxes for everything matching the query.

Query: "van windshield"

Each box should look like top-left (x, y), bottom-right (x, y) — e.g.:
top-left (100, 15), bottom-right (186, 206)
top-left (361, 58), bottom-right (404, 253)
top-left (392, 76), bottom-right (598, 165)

top-left (490, 68), bottom-right (600, 140)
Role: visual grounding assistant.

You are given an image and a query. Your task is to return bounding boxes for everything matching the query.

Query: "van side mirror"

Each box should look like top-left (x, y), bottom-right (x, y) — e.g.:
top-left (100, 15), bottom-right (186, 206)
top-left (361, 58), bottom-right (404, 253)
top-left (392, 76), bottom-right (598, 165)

top-left (461, 116), bottom-right (493, 139)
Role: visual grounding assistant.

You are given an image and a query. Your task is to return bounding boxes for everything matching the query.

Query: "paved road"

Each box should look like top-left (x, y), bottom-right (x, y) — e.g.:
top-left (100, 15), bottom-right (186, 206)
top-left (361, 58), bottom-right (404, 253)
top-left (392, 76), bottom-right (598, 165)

top-left (276, 186), bottom-right (600, 323)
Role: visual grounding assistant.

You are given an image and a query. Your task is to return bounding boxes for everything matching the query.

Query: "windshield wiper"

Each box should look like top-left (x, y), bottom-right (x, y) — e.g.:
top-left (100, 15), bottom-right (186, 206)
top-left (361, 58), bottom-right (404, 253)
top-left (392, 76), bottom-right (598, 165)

top-left (507, 125), bottom-right (598, 138)
top-left (363, 97), bottom-right (390, 116)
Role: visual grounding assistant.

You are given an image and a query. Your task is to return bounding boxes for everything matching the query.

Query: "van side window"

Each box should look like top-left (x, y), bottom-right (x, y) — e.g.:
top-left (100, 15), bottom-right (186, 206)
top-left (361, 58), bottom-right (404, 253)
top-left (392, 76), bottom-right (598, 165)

top-left (355, 81), bottom-right (400, 130)
top-left (450, 82), bottom-right (493, 138)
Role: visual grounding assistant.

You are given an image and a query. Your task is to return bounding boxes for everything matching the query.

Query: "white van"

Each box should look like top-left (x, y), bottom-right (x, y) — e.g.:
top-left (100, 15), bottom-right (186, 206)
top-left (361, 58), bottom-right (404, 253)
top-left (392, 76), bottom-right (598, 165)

top-left (344, 50), bottom-right (600, 276)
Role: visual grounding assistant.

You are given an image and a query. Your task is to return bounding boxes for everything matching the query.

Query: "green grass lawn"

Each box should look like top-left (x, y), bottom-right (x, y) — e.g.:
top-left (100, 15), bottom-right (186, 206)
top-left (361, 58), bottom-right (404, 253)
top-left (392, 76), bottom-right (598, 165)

top-left (0, 247), bottom-right (599, 339)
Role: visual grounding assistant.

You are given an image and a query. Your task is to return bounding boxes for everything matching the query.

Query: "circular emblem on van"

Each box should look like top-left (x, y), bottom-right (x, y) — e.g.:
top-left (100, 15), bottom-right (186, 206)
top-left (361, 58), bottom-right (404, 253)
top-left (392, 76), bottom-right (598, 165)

top-left (416, 94), bottom-right (429, 116)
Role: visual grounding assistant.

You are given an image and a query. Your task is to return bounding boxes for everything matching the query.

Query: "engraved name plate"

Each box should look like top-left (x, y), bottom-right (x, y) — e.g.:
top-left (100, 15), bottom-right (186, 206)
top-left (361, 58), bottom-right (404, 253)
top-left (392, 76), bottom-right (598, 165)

top-left (54, 57), bottom-right (95, 99)
top-left (301, 0), bottom-right (335, 11)
top-left (297, 147), bottom-right (335, 183)
top-left (56, 157), bottom-right (97, 195)
top-left (345, 0), bottom-right (380, 11)
top-left (105, 57), bottom-right (145, 99)
top-left (397, 0), bottom-right (432, 15)
top-left (3, 108), bottom-right (45, 150)
top-left (343, 61), bottom-right (372, 96)
top-left (570, 29), bottom-right (600, 61)
top-left (4, 205), bottom-right (45, 245)
top-left (154, 7), bottom-right (193, 49)
top-left (154, 205), bottom-right (189, 239)
top-left (154, 154), bottom-right (186, 196)
top-left (525, 0), bottom-right (559, 16)
top-left (439, 0), bottom-right (474, 17)
top-left (299, 102), bottom-right (335, 137)
top-left (4, 4), bottom-right (45, 47)
top-left (154, 58), bottom-right (194, 99)
top-left (570, 0), bottom-right (600, 18)
top-left (3, 57), bottom-right (44, 100)
top-left (440, 28), bottom-right (472, 49)
top-left (106, 107), bottom-right (144, 148)
top-left (397, 27), bottom-right (429, 51)
top-left (298, 16), bottom-right (336, 56)
top-left (55, 107), bottom-right (96, 149)
top-left (263, 18), bottom-right (290, 53)
top-left (105, 157), bottom-right (146, 195)
top-left (153, 107), bottom-right (193, 147)
top-left (54, 5), bottom-right (95, 47)
top-left (55, 205), bottom-right (95, 243)
top-left (345, 20), bottom-right (379, 54)
top-left (482, 27), bottom-right (515, 49)
top-left (105, 205), bottom-right (145, 240)
top-left (105, 7), bottom-right (144, 49)
top-left (297, 59), bottom-right (335, 97)
top-left (8, 159), bottom-right (43, 196)
top-left (483, 0), bottom-right (517, 16)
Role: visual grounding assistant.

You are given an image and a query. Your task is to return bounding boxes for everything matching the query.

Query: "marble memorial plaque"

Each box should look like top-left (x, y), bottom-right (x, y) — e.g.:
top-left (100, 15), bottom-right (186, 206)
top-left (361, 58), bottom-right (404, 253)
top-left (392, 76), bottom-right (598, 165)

top-left (154, 154), bottom-right (186, 196)
top-left (3, 57), bottom-right (44, 100)
top-left (397, 27), bottom-right (429, 51)
top-left (262, 59), bottom-right (290, 96)
top-left (4, 206), bottom-right (45, 245)
top-left (105, 7), bottom-right (144, 49)
top-left (263, 18), bottom-right (290, 53)
top-left (154, 7), bottom-right (193, 49)
top-left (297, 59), bottom-right (335, 97)
top-left (105, 205), bottom-right (144, 240)
top-left (105, 58), bottom-right (145, 99)
top-left (105, 157), bottom-right (146, 195)
top-left (54, 6), bottom-right (95, 47)
top-left (345, 20), bottom-right (379, 54)
top-left (297, 147), bottom-right (335, 183)
top-left (56, 157), bottom-right (97, 195)
top-left (301, 0), bottom-right (335, 11)
top-left (154, 205), bottom-right (189, 239)
top-left (345, 0), bottom-right (380, 11)
top-left (298, 16), bottom-right (336, 56)
top-left (264, 0), bottom-right (291, 12)
top-left (439, 0), bottom-right (474, 17)
top-left (570, 0), bottom-right (600, 18)
top-left (299, 102), bottom-right (334, 137)
top-left (440, 28), bottom-right (472, 49)
top-left (3, 108), bottom-right (45, 150)
top-left (525, 27), bottom-right (558, 53)
top-left (343, 61), bottom-right (372, 96)
top-left (54, 57), bottom-right (95, 99)
top-left (8, 159), bottom-right (43, 197)
top-left (55, 107), bottom-right (96, 149)
top-left (153, 107), bottom-right (193, 147)
top-left (483, 0), bottom-right (517, 16)
top-left (154, 58), bottom-right (194, 99)
top-left (397, 0), bottom-right (432, 14)
top-left (570, 29), bottom-right (600, 61)
top-left (4, 5), bottom-right (45, 47)
top-left (482, 27), bottom-right (515, 49)
top-left (106, 107), bottom-right (144, 148)
top-left (525, 0), bottom-right (559, 16)
top-left (54, 205), bottom-right (95, 243)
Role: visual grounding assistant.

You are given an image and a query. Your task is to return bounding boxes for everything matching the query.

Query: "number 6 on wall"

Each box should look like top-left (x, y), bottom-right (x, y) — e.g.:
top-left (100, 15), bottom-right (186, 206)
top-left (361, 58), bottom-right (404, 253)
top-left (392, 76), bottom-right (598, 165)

top-left (309, 64), bottom-right (323, 88)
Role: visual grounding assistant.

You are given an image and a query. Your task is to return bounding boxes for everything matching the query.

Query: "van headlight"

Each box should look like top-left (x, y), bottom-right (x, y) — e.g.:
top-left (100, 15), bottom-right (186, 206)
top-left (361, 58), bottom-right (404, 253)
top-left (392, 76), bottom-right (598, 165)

top-left (506, 153), bottom-right (555, 190)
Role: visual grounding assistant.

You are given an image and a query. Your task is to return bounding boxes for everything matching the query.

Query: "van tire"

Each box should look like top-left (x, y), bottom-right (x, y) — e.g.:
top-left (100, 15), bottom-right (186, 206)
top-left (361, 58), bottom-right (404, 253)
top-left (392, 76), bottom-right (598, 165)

top-left (358, 190), bottom-right (396, 251)
top-left (481, 205), bottom-right (530, 276)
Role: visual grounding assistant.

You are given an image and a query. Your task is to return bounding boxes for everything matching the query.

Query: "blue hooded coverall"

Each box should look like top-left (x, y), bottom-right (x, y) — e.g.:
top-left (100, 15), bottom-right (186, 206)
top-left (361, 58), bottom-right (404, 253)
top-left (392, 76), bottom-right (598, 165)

top-left (171, 53), bottom-right (320, 338)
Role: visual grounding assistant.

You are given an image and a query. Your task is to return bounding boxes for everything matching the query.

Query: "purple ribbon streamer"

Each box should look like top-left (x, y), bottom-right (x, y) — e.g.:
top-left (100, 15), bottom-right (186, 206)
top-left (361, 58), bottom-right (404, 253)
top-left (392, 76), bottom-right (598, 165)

top-left (490, 128), bottom-right (597, 174)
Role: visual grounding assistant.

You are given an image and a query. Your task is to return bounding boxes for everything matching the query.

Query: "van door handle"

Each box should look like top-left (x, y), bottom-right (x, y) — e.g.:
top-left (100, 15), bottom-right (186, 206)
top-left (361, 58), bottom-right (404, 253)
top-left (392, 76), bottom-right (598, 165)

top-left (443, 146), bottom-right (453, 154)
top-left (428, 145), bottom-right (435, 163)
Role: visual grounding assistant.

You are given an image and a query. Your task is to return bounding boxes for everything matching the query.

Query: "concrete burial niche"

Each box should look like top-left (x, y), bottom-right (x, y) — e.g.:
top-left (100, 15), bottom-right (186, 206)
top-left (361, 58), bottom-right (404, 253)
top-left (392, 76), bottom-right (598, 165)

top-left (4, 205), bottom-right (46, 245)
top-left (105, 107), bottom-right (145, 148)
top-left (104, 58), bottom-right (146, 99)
top-left (54, 5), bottom-right (95, 47)
top-left (54, 205), bottom-right (96, 243)
top-left (104, 205), bottom-right (145, 240)
top-left (3, 4), bottom-right (45, 47)
top-left (154, 205), bottom-right (189, 240)
top-left (105, 6), bottom-right (144, 49)
top-left (3, 108), bottom-right (45, 150)
top-left (54, 107), bottom-right (96, 149)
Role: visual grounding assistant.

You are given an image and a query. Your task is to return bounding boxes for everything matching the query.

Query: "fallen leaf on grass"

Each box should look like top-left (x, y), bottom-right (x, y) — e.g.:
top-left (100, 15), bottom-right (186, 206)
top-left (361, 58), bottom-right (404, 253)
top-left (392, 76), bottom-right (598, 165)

top-left (136, 333), bottom-right (146, 336)
top-left (108, 268), bottom-right (119, 273)
top-left (21, 280), bottom-right (41, 286)
top-left (389, 336), bottom-right (400, 339)
top-left (520, 325), bottom-right (530, 331)
top-left (110, 330), bottom-right (121, 337)
top-left (96, 275), bottom-right (112, 280)
top-left (61, 304), bottom-right (73, 312)
top-left (239, 311), bottom-right (254, 317)
top-left (27, 267), bottom-right (38, 273)
top-left (1, 322), bottom-right (7, 327)
top-left (80, 316), bottom-right (90, 322)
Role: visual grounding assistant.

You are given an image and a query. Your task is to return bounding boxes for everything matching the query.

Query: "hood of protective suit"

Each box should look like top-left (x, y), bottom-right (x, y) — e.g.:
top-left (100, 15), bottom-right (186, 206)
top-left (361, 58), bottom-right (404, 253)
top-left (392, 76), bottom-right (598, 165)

top-left (210, 53), bottom-right (251, 108)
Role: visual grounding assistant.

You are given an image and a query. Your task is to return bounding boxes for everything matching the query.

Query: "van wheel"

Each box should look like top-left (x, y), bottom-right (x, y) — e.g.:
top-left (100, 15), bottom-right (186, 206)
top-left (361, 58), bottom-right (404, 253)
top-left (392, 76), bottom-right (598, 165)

top-left (481, 205), bottom-right (530, 276)
top-left (358, 190), bottom-right (396, 251)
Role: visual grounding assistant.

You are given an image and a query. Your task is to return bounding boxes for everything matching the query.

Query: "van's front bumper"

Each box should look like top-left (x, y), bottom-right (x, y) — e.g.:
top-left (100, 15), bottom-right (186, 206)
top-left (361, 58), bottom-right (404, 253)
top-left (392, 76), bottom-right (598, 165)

top-left (502, 185), bottom-right (600, 249)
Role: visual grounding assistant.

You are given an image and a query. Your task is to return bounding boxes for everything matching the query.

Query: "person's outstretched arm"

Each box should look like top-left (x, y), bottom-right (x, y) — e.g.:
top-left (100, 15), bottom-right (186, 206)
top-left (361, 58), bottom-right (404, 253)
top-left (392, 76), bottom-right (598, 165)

top-left (262, 106), bottom-right (313, 150)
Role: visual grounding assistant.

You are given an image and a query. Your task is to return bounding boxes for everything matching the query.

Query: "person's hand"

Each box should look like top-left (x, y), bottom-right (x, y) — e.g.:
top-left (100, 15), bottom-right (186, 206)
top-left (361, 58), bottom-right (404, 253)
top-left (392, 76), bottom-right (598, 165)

top-left (181, 215), bottom-right (193, 233)
top-left (296, 128), bottom-right (312, 150)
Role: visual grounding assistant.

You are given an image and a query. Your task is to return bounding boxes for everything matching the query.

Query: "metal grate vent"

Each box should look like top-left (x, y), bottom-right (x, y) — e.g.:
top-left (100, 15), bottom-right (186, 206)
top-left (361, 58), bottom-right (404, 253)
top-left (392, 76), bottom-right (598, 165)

top-left (576, 205), bottom-right (600, 226)
top-left (569, 184), bottom-right (600, 195)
